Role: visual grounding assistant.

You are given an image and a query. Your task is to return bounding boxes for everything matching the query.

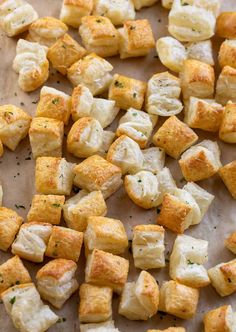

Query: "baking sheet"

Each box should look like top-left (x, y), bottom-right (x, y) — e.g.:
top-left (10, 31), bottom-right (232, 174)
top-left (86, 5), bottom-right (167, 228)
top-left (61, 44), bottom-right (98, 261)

top-left (0, 0), bottom-right (236, 331)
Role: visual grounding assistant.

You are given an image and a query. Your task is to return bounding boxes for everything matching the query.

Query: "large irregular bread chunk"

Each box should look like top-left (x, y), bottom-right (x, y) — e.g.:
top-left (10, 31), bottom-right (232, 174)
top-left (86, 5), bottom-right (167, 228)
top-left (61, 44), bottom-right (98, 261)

top-left (168, 0), bottom-right (217, 42)
top-left (146, 72), bottom-right (183, 116)
top-left (36, 259), bottom-right (79, 309)
top-left (132, 225), bottom-right (165, 270)
top-left (170, 234), bottom-right (210, 288)
top-left (0, 0), bottom-right (38, 37)
top-left (118, 271), bottom-right (159, 320)
top-left (1, 283), bottom-right (58, 332)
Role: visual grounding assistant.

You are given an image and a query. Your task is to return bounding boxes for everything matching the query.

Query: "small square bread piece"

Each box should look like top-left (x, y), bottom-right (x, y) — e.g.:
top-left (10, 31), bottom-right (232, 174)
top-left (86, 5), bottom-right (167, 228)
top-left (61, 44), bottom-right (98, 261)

top-left (60, 0), bottom-right (93, 28)
top-left (73, 155), bottom-right (122, 199)
top-left (13, 39), bottom-right (49, 92)
top-left (219, 161), bottom-right (236, 200)
top-left (116, 108), bottom-right (157, 148)
top-left (93, 0), bottom-right (135, 26)
top-left (204, 305), bottom-right (236, 332)
top-left (219, 39), bottom-right (236, 69)
top-left (168, 0), bottom-right (216, 42)
top-left (85, 249), bottom-right (129, 294)
top-left (0, 104), bottom-right (31, 151)
top-left (156, 37), bottom-right (187, 73)
top-left (142, 147), bottom-right (165, 174)
top-left (147, 329), bottom-right (185, 332)
top-left (29, 117), bottom-right (64, 159)
top-left (35, 157), bottom-right (75, 195)
top-left (67, 53), bottom-right (113, 96)
top-left (184, 97), bottom-right (224, 132)
top-left (36, 258), bottom-right (78, 309)
top-left (208, 259), bottom-right (236, 297)
top-left (132, 225), bottom-right (165, 270)
top-left (45, 226), bottom-right (83, 262)
top-left (216, 66), bottom-right (236, 105)
top-left (79, 283), bottom-right (113, 323)
top-left (180, 59), bottom-right (215, 101)
top-left (67, 117), bottom-right (103, 158)
top-left (225, 231), bottom-right (236, 254)
top-left (119, 270), bottom-right (159, 320)
top-left (186, 40), bottom-right (214, 66)
top-left (170, 234), bottom-right (210, 288)
top-left (63, 190), bottom-right (107, 232)
top-left (152, 116), bottom-right (198, 159)
top-left (27, 17), bottom-right (68, 47)
top-left (79, 16), bottom-right (119, 57)
top-left (107, 135), bottom-right (144, 175)
top-left (146, 71), bottom-right (183, 116)
top-left (179, 140), bottom-right (222, 182)
top-left (36, 86), bottom-right (71, 125)
top-left (80, 320), bottom-right (120, 332)
top-left (159, 280), bottom-right (199, 319)
top-left (11, 222), bottom-right (52, 263)
top-left (1, 283), bottom-right (58, 332)
top-left (216, 12), bottom-right (236, 39)
top-left (162, 0), bottom-right (173, 9)
top-left (124, 167), bottom-right (176, 209)
top-left (157, 188), bottom-right (201, 234)
top-left (132, 0), bottom-right (158, 10)
top-left (84, 216), bottom-right (128, 256)
top-left (0, 255), bottom-right (31, 295)
top-left (27, 194), bottom-right (65, 225)
top-left (124, 171), bottom-right (162, 209)
top-left (47, 33), bottom-right (86, 75)
top-left (182, 182), bottom-right (214, 219)
top-left (0, 207), bottom-right (23, 251)
top-left (108, 74), bottom-right (147, 110)
top-left (71, 85), bottom-right (119, 127)
top-left (118, 19), bottom-right (155, 59)
top-left (0, 0), bottom-right (38, 37)
top-left (219, 102), bottom-right (236, 143)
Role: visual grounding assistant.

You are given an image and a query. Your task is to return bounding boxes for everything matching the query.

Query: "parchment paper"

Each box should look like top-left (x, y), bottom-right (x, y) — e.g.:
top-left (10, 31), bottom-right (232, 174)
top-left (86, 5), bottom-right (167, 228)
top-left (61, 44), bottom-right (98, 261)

top-left (0, 1), bottom-right (235, 331)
